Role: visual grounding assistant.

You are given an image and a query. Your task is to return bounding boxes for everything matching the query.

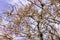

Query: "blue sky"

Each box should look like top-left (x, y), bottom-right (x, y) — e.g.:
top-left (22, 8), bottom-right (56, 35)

top-left (0, 0), bottom-right (30, 12)
top-left (0, 0), bottom-right (12, 12)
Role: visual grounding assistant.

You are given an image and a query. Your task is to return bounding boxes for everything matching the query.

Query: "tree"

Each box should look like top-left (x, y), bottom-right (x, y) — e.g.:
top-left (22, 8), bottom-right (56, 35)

top-left (0, 0), bottom-right (60, 40)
